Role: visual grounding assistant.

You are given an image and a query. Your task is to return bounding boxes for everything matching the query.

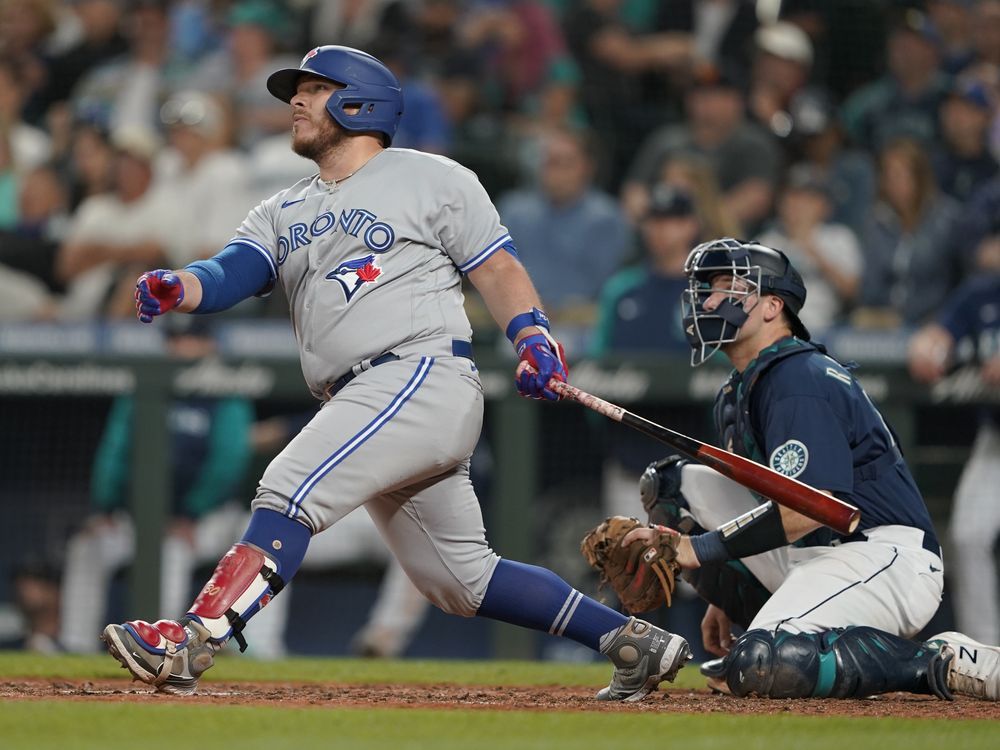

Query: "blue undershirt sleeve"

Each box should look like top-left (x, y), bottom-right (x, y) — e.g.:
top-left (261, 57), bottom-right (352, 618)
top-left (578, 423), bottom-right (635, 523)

top-left (185, 242), bottom-right (276, 314)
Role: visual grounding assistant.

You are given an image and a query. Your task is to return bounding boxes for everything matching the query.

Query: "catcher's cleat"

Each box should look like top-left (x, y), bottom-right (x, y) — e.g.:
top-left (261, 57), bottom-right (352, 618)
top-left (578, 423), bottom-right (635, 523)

top-left (927, 631), bottom-right (1000, 700)
top-left (596, 617), bottom-right (692, 701)
top-left (101, 617), bottom-right (219, 696)
top-left (700, 656), bottom-right (732, 695)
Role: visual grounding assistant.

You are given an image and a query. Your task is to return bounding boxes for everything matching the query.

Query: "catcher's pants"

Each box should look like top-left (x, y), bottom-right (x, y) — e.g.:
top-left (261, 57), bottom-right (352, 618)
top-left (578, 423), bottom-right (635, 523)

top-left (252, 351), bottom-right (500, 617)
top-left (947, 423), bottom-right (1000, 645)
top-left (680, 464), bottom-right (944, 637)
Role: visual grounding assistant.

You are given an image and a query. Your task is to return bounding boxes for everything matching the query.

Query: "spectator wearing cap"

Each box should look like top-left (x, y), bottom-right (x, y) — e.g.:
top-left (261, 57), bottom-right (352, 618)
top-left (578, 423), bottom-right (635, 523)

top-left (497, 126), bottom-right (630, 325)
top-left (933, 78), bottom-right (999, 201)
top-left (591, 183), bottom-right (713, 518)
top-left (592, 184), bottom-right (699, 357)
top-left (185, 0), bottom-right (301, 150)
top-left (757, 164), bottom-right (863, 334)
top-left (657, 152), bottom-right (743, 240)
top-left (748, 21), bottom-right (814, 138)
top-left (783, 86), bottom-right (876, 239)
top-left (55, 126), bottom-right (174, 319)
top-left (842, 9), bottom-right (952, 151)
top-left (620, 62), bottom-right (781, 233)
top-left (155, 90), bottom-right (253, 268)
top-left (858, 137), bottom-right (962, 327)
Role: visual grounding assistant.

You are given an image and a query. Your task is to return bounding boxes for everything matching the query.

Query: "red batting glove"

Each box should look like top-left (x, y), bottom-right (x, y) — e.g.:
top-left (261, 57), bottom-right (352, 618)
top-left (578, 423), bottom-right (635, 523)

top-left (135, 270), bottom-right (185, 323)
top-left (514, 333), bottom-right (568, 400)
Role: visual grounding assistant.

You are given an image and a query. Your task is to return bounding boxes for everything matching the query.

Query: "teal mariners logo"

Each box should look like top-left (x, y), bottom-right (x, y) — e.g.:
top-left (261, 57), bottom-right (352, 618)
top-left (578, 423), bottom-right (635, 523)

top-left (769, 440), bottom-right (809, 478)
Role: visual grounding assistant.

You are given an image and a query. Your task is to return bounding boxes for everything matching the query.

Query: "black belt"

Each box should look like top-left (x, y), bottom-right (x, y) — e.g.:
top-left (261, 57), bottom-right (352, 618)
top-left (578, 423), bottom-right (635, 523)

top-left (844, 528), bottom-right (941, 557)
top-left (325, 339), bottom-right (474, 399)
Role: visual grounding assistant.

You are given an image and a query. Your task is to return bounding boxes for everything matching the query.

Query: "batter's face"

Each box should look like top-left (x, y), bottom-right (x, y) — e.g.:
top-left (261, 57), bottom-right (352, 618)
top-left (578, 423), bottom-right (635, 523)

top-left (290, 75), bottom-right (348, 160)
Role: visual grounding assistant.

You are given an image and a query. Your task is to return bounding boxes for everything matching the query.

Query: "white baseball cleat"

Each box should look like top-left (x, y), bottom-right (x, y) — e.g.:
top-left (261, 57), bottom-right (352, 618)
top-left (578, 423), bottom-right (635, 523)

top-left (597, 617), bottom-right (692, 701)
top-left (927, 631), bottom-right (1000, 700)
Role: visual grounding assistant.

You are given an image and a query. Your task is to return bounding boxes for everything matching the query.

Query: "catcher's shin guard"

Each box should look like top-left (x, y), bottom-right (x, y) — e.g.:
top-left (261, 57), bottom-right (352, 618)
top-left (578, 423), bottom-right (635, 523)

top-left (188, 542), bottom-right (286, 650)
top-left (597, 617), bottom-right (692, 701)
top-left (724, 626), bottom-right (952, 699)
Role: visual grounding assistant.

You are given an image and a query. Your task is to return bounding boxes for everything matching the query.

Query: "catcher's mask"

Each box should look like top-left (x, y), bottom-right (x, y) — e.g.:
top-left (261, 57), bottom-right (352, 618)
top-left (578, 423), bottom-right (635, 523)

top-left (681, 238), bottom-right (809, 366)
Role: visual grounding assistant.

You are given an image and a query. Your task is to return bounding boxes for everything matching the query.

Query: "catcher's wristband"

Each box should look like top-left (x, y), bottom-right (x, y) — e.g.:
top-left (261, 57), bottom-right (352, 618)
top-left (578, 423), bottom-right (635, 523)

top-left (690, 501), bottom-right (788, 564)
top-left (505, 306), bottom-right (551, 343)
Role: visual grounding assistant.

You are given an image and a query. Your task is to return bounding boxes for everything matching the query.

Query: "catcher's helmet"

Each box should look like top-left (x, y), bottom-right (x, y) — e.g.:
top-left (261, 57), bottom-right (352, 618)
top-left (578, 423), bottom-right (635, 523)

top-left (266, 45), bottom-right (404, 145)
top-left (681, 238), bottom-right (810, 366)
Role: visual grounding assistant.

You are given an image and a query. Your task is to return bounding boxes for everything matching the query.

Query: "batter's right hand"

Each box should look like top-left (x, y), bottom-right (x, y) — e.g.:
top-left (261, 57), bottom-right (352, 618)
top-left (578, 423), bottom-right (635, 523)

top-left (514, 333), bottom-right (568, 400)
top-left (135, 269), bottom-right (184, 323)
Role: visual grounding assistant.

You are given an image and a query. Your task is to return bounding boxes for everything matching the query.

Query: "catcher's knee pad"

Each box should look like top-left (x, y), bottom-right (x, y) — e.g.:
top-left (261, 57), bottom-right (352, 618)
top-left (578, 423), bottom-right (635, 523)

top-left (682, 560), bottom-right (770, 629)
top-left (726, 627), bottom-right (950, 699)
top-left (188, 543), bottom-right (286, 651)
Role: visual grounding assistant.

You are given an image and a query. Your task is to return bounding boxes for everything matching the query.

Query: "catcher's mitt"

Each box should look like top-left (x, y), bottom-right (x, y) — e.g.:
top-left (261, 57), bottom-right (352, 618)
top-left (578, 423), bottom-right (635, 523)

top-left (580, 516), bottom-right (680, 614)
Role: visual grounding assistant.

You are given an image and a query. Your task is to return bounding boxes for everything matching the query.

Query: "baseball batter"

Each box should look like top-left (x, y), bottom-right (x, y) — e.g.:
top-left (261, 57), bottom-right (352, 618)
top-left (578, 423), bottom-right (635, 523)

top-left (628, 238), bottom-right (1000, 700)
top-left (100, 46), bottom-right (691, 699)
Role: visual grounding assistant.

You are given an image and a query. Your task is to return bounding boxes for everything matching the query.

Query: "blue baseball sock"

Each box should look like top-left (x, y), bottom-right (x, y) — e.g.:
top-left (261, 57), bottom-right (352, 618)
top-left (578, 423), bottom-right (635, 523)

top-left (240, 508), bottom-right (312, 580)
top-left (476, 559), bottom-right (628, 651)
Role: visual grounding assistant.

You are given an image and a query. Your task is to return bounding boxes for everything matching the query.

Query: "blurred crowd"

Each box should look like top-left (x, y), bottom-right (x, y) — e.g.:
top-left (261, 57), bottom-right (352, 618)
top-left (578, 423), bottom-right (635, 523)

top-left (0, 0), bottom-right (998, 345)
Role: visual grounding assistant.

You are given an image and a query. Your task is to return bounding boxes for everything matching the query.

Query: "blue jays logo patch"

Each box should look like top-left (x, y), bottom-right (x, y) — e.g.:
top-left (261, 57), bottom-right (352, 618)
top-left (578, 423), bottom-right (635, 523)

top-left (326, 254), bottom-right (382, 301)
top-left (769, 440), bottom-right (809, 478)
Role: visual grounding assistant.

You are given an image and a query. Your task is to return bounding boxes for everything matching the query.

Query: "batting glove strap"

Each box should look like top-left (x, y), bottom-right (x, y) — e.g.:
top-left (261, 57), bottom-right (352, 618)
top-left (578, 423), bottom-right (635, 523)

top-left (505, 306), bottom-right (551, 343)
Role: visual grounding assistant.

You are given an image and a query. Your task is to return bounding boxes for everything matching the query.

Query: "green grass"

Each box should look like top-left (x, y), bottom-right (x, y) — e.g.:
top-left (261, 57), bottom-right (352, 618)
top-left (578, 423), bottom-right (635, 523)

top-left (0, 650), bottom-right (624, 687)
top-left (1, 652), bottom-right (996, 750)
top-left (0, 702), bottom-right (995, 750)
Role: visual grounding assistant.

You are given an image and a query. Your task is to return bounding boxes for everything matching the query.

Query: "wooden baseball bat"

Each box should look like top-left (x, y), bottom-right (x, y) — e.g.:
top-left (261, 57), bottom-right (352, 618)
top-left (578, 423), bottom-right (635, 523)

top-left (549, 379), bottom-right (860, 535)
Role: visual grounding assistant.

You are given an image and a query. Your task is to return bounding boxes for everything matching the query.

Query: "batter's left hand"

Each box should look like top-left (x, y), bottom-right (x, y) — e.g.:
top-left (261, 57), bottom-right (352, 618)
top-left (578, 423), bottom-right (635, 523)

top-left (515, 333), bottom-right (568, 400)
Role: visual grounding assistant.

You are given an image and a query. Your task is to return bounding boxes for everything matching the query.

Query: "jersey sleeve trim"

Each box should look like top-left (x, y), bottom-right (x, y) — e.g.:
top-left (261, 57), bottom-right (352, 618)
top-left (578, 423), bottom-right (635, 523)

top-left (458, 233), bottom-right (512, 274)
top-left (228, 237), bottom-right (279, 282)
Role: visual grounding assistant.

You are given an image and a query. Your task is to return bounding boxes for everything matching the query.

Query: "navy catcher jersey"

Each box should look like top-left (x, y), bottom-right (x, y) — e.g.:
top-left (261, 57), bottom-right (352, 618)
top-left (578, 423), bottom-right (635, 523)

top-left (719, 338), bottom-right (937, 541)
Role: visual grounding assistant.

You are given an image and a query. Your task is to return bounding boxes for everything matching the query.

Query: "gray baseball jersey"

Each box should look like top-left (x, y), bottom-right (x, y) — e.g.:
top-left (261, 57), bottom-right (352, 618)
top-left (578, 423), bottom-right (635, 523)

top-left (232, 148), bottom-right (512, 398)
top-left (235, 148), bottom-right (510, 615)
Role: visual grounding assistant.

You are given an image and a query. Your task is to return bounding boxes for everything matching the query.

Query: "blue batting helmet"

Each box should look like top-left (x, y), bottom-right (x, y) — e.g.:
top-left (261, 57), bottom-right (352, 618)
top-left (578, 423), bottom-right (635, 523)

top-left (266, 45), bottom-right (404, 145)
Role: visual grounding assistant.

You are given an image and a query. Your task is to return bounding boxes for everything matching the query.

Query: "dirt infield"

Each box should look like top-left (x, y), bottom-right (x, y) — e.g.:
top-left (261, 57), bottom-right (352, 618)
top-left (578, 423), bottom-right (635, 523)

top-left (2, 679), bottom-right (999, 719)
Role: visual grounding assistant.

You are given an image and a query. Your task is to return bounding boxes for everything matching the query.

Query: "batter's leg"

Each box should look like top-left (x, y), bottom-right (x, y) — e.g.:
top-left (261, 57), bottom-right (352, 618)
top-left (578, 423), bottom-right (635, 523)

top-left (366, 463), bottom-right (691, 701)
top-left (101, 509), bottom-right (311, 694)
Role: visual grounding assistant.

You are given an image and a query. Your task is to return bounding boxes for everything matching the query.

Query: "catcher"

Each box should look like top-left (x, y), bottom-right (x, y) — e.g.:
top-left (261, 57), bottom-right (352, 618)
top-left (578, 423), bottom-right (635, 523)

top-left (582, 239), bottom-right (1000, 701)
